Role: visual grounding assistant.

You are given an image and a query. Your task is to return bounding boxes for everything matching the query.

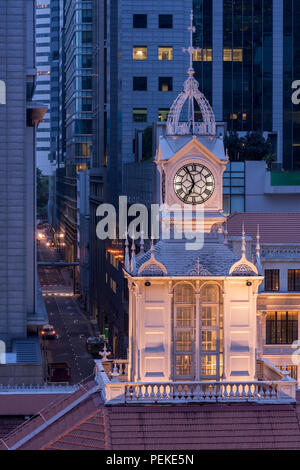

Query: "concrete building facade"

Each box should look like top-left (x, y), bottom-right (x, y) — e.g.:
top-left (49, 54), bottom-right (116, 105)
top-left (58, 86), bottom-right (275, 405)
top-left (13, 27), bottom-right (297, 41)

top-left (0, 0), bottom-right (47, 383)
top-left (33, 0), bottom-right (51, 176)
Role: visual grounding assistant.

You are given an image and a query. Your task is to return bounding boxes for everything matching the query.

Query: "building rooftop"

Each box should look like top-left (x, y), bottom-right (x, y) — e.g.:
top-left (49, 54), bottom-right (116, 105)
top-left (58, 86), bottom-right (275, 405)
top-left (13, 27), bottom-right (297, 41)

top-left (1, 382), bottom-right (300, 450)
top-left (135, 238), bottom-right (240, 277)
top-left (227, 212), bottom-right (300, 244)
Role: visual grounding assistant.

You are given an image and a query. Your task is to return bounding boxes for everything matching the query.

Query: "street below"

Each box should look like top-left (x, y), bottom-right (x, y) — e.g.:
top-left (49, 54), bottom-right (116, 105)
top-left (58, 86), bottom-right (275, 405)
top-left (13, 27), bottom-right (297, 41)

top-left (37, 234), bottom-right (96, 385)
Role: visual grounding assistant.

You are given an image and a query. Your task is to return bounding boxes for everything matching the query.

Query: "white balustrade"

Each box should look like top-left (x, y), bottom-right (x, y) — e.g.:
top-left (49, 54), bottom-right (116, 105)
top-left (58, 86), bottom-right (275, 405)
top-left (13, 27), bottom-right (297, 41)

top-left (94, 359), bottom-right (296, 405)
top-left (122, 381), bottom-right (283, 403)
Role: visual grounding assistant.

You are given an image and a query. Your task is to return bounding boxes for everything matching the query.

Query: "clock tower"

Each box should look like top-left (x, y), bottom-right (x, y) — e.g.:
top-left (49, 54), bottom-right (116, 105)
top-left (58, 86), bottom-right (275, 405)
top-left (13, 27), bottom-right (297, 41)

top-left (122, 11), bottom-right (264, 388)
top-left (155, 12), bottom-right (228, 235)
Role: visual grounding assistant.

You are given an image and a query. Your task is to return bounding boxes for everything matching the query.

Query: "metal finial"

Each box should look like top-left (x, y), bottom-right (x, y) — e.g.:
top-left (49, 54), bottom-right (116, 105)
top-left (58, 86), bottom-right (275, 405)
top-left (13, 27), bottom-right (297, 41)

top-left (223, 221), bottom-right (228, 245)
top-left (256, 224), bottom-right (262, 275)
top-left (131, 235), bottom-right (136, 274)
top-left (241, 222), bottom-right (246, 257)
top-left (256, 224), bottom-right (260, 258)
top-left (99, 343), bottom-right (111, 361)
top-left (125, 233), bottom-right (130, 271)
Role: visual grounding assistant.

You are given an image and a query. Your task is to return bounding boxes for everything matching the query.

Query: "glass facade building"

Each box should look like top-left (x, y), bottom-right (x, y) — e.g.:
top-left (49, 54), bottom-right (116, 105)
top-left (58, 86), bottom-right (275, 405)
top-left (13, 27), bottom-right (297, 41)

top-left (193, 0), bottom-right (300, 170)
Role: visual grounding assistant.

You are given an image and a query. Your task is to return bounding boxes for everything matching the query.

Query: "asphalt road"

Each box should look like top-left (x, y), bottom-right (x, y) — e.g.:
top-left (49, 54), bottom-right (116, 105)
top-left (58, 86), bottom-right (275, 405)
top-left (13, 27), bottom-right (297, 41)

top-left (38, 237), bottom-right (96, 385)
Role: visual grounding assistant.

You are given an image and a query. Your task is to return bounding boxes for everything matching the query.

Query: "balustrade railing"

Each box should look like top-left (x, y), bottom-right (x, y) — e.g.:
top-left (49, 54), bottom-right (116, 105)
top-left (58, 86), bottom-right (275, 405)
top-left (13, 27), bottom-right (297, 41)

top-left (94, 360), bottom-right (297, 405)
top-left (124, 382), bottom-right (280, 403)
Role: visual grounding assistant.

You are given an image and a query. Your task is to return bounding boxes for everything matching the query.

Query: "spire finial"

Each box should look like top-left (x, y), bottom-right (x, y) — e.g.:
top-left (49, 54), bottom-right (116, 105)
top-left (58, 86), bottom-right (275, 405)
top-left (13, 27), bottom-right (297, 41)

top-left (131, 235), bottom-right (136, 274)
top-left (256, 224), bottom-right (262, 275)
top-left (256, 225), bottom-right (260, 257)
top-left (182, 10), bottom-right (197, 74)
top-left (125, 233), bottom-right (130, 272)
top-left (223, 220), bottom-right (228, 245)
top-left (150, 238), bottom-right (155, 259)
top-left (241, 222), bottom-right (246, 257)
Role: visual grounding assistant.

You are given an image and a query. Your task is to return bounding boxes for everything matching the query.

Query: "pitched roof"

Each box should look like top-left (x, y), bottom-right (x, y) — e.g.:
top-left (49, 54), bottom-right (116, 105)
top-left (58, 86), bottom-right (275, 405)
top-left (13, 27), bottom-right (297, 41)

top-left (227, 212), bottom-right (300, 244)
top-left (159, 135), bottom-right (226, 162)
top-left (2, 386), bottom-right (300, 450)
top-left (135, 239), bottom-right (239, 277)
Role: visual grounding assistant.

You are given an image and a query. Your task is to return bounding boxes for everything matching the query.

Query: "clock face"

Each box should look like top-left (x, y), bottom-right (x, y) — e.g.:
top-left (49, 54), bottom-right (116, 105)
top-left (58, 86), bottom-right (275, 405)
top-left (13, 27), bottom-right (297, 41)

top-left (173, 163), bottom-right (215, 204)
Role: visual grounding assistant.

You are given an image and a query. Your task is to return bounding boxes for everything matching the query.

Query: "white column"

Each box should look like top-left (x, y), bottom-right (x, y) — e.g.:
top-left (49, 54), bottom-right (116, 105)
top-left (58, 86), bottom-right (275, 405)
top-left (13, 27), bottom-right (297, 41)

top-left (167, 281), bottom-right (173, 380)
top-left (195, 282), bottom-right (201, 381)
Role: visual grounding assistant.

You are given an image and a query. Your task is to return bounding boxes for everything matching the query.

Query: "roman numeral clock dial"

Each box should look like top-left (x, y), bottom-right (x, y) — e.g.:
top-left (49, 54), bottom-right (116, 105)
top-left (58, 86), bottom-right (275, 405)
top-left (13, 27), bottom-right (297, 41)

top-left (173, 164), bottom-right (215, 204)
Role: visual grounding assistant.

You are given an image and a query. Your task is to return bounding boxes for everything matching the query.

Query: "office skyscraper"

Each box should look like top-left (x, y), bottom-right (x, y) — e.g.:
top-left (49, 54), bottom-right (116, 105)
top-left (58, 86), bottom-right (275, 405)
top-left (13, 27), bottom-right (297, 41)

top-left (0, 0), bottom-right (47, 383)
top-left (34, 0), bottom-right (51, 176)
top-left (193, 0), bottom-right (300, 170)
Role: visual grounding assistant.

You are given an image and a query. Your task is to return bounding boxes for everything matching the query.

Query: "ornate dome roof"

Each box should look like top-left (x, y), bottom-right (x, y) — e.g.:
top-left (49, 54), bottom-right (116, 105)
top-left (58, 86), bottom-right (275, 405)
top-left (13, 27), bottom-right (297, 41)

top-left (166, 11), bottom-right (216, 137)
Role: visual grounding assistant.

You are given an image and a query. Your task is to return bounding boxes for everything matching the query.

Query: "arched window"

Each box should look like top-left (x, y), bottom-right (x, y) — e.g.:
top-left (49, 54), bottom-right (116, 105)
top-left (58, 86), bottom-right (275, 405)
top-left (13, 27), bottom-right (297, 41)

top-left (200, 284), bottom-right (223, 379)
top-left (173, 284), bottom-right (195, 379)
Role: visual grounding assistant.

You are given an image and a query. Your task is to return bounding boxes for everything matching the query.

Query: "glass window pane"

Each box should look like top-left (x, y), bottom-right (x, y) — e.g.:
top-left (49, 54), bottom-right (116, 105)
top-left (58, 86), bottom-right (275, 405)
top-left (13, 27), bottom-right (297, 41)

top-left (159, 14), bottom-right (173, 29)
top-left (176, 307), bottom-right (192, 327)
top-left (159, 77), bottom-right (173, 91)
top-left (202, 331), bottom-right (217, 351)
top-left (201, 355), bottom-right (217, 376)
top-left (133, 108), bottom-right (147, 122)
top-left (133, 77), bottom-right (147, 91)
top-left (176, 355), bottom-right (191, 377)
top-left (174, 284), bottom-right (194, 303)
top-left (201, 284), bottom-right (219, 302)
top-left (158, 108), bottom-right (169, 122)
top-left (202, 306), bottom-right (217, 327)
top-left (133, 14), bottom-right (147, 28)
top-left (133, 47), bottom-right (147, 60)
top-left (158, 47), bottom-right (173, 60)
top-left (176, 331), bottom-right (192, 351)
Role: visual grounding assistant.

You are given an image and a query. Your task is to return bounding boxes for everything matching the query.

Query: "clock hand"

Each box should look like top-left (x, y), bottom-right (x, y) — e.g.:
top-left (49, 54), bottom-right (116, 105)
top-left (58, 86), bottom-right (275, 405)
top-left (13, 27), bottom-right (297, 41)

top-left (186, 167), bottom-right (194, 184)
top-left (187, 181), bottom-right (195, 196)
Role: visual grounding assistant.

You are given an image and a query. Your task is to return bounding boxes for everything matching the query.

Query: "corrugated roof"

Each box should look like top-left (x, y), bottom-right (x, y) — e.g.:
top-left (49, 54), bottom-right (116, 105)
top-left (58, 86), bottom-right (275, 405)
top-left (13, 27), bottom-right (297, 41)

top-left (227, 212), bottom-right (300, 244)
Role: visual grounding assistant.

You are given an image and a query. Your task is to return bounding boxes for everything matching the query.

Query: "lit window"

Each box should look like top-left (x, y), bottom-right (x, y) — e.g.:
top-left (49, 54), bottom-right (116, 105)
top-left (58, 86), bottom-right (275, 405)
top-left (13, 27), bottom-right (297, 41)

top-left (133, 47), bottom-right (147, 60)
top-left (264, 269), bottom-right (279, 291)
top-left (233, 48), bottom-right (243, 62)
top-left (133, 108), bottom-right (147, 122)
top-left (158, 77), bottom-right (173, 91)
top-left (266, 311), bottom-right (298, 344)
top-left (288, 270), bottom-right (300, 291)
top-left (201, 355), bottom-right (217, 376)
top-left (277, 365), bottom-right (297, 380)
top-left (193, 48), bottom-right (212, 62)
top-left (223, 48), bottom-right (243, 62)
top-left (158, 47), bottom-right (173, 60)
top-left (176, 355), bottom-right (191, 377)
top-left (174, 284), bottom-right (195, 379)
top-left (158, 108), bottom-right (169, 122)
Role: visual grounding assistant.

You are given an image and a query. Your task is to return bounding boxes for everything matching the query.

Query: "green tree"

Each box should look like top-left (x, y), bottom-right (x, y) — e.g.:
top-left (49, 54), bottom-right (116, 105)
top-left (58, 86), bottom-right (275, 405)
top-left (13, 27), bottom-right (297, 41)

top-left (37, 168), bottom-right (49, 219)
top-left (240, 132), bottom-right (272, 161)
top-left (224, 131), bottom-right (243, 161)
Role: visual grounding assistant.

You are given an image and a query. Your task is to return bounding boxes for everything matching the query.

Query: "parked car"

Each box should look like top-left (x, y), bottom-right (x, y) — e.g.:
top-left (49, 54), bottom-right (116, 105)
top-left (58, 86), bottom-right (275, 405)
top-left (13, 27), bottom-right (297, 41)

top-left (86, 336), bottom-right (108, 358)
top-left (48, 363), bottom-right (70, 384)
top-left (41, 324), bottom-right (57, 340)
